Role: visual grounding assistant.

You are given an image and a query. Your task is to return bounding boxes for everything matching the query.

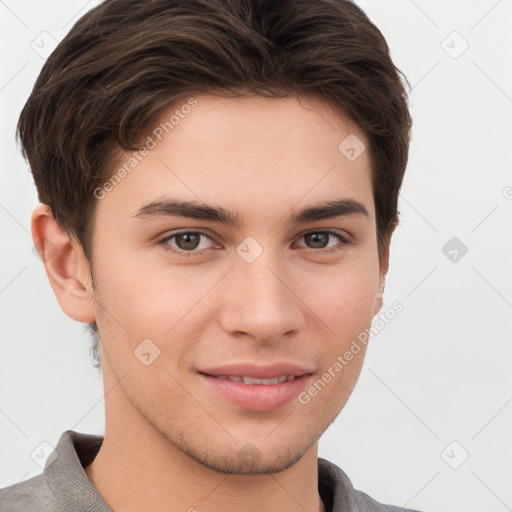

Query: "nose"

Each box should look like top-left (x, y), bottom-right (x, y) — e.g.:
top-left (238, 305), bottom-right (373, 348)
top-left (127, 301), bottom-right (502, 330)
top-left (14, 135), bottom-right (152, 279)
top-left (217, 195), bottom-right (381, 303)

top-left (218, 253), bottom-right (305, 344)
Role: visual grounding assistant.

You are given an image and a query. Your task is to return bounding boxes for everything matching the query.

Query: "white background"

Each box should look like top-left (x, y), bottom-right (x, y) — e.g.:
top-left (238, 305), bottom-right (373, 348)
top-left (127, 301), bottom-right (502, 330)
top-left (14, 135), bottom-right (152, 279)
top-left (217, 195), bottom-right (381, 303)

top-left (1, 1), bottom-right (511, 511)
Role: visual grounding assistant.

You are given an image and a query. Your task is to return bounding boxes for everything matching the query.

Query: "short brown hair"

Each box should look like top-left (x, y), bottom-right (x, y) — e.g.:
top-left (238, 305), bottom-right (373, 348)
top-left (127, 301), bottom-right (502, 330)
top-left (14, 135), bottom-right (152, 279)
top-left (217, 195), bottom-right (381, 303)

top-left (18, 0), bottom-right (412, 365)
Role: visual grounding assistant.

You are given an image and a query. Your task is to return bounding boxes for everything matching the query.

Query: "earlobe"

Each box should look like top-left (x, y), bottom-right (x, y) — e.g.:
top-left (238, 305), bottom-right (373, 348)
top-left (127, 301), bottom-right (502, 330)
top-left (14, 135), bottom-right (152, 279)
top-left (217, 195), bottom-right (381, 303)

top-left (31, 204), bottom-right (95, 323)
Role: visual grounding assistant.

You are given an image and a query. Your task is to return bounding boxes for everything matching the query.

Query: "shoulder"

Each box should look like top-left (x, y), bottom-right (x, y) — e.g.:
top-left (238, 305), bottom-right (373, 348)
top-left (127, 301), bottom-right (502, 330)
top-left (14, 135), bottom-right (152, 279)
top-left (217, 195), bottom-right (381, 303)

top-left (0, 472), bottom-right (57, 512)
top-left (351, 487), bottom-right (422, 512)
top-left (318, 457), bottom-right (423, 512)
top-left (0, 430), bottom-right (107, 512)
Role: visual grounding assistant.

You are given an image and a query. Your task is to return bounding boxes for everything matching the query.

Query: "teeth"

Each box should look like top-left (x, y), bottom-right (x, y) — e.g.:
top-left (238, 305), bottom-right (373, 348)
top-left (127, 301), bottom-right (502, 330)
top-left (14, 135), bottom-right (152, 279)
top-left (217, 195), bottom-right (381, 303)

top-left (240, 376), bottom-right (272, 385)
top-left (215, 375), bottom-right (297, 385)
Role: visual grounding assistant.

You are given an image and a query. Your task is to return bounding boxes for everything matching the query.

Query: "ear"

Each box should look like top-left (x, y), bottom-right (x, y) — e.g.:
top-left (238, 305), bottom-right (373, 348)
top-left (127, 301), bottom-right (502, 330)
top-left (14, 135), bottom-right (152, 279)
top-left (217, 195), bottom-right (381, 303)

top-left (374, 236), bottom-right (391, 316)
top-left (31, 204), bottom-right (95, 323)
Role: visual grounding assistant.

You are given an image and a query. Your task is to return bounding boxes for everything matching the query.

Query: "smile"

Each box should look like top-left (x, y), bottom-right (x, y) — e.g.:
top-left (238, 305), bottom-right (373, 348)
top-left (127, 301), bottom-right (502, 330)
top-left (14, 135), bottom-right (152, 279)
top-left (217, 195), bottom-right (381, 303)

top-left (210, 375), bottom-right (300, 385)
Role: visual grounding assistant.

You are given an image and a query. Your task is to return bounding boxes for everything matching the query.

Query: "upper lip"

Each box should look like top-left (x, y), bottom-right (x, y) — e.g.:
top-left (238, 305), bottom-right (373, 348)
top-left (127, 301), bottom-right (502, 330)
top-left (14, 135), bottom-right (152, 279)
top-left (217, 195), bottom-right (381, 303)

top-left (198, 363), bottom-right (313, 379)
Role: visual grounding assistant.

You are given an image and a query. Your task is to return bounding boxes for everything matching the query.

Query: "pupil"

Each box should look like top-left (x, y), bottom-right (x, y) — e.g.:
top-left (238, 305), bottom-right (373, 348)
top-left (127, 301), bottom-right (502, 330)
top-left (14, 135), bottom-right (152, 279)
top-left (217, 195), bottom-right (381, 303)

top-left (307, 233), bottom-right (327, 248)
top-left (178, 233), bottom-right (200, 250)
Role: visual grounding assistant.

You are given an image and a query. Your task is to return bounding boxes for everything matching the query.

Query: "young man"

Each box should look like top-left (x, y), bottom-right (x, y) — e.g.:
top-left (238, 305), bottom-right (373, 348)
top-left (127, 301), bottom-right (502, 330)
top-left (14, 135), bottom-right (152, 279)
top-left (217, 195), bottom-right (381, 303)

top-left (1, 0), bottom-right (417, 510)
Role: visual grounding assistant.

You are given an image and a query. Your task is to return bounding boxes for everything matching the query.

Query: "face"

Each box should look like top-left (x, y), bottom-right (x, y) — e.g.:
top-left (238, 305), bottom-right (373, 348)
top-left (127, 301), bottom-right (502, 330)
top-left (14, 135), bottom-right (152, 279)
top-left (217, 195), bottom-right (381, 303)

top-left (85, 93), bottom-right (386, 474)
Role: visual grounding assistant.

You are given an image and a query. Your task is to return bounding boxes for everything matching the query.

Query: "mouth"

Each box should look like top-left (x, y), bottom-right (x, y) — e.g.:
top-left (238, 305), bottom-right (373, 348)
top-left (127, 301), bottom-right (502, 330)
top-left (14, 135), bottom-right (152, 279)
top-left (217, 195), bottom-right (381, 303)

top-left (197, 363), bottom-right (313, 411)
top-left (205, 374), bottom-right (303, 385)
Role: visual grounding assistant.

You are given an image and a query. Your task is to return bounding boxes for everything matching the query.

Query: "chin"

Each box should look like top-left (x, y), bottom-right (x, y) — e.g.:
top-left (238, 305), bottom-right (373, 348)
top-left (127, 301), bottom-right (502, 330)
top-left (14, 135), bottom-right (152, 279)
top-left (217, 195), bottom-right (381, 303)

top-left (177, 435), bottom-right (313, 475)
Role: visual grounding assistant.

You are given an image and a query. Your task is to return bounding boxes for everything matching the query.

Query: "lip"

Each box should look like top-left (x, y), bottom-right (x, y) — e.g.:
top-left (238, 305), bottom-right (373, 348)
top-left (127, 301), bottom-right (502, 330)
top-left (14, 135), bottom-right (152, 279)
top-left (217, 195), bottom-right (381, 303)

top-left (198, 363), bottom-right (313, 412)
top-left (198, 362), bottom-right (312, 379)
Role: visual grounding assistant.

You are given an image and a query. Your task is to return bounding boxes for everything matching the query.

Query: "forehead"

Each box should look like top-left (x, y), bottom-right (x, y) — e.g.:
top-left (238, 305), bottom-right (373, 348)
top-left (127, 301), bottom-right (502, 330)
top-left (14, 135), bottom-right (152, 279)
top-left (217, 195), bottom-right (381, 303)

top-left (153, 92), bottom-right (366, 156)
top-left (98, 93), bottom-right (375, 224)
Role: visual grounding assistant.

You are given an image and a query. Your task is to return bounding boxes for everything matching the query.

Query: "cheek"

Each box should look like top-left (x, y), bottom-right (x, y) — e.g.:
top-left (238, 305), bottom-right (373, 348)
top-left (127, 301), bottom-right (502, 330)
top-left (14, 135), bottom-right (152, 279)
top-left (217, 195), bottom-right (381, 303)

top-left (301, 268), bottom-right (375, 410)
top-left (93, 249), bottom-right (169, 322)
top-left (92, 255), bottom-right (214, 358)
top-left (301, 259), bottom-right (379, 339)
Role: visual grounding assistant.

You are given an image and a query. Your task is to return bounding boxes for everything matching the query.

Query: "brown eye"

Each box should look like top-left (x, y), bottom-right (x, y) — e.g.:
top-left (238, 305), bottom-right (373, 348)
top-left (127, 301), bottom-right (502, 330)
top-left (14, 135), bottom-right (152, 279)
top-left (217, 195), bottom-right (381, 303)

top-left (304, 232), bottom-right (331, 249)
top-left (174, 233), bottom-right (202, 251)
top-left (296, 231), bottom-right (348, 254)
top-left (158, 230), bottom-right (215, 256)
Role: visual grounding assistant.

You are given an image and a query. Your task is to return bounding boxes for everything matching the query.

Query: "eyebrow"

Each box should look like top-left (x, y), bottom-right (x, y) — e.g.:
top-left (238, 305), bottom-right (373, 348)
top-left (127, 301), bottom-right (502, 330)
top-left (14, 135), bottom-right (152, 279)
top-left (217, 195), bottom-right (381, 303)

top-left (133, 197), bottom-right (368, 227)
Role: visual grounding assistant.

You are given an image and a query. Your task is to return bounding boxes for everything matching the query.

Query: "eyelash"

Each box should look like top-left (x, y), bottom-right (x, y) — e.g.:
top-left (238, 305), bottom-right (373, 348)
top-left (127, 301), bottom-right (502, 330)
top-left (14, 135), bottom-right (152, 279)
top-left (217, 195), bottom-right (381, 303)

top-left (157, 229), bottom-right (350, 257)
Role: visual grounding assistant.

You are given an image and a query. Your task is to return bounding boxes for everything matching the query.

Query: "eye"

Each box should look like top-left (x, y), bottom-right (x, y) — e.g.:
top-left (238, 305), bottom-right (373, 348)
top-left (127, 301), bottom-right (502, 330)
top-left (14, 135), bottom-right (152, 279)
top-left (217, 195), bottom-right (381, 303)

top-left (158, 230), bottom-right (216, 257)
top-left (295, 230), bottom-right (349, 255)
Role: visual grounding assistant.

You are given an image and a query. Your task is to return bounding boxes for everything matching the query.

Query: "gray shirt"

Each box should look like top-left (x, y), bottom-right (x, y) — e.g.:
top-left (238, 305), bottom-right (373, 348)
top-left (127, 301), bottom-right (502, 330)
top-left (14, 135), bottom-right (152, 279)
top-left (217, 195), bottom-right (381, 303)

top-left (0, 430), bottom-right (421, 511)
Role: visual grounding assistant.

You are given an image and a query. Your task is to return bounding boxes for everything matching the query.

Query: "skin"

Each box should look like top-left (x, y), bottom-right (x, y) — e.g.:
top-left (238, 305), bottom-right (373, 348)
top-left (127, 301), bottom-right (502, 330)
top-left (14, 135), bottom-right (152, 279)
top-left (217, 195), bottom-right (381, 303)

top-left (33, 93), bottom-right (390, 512)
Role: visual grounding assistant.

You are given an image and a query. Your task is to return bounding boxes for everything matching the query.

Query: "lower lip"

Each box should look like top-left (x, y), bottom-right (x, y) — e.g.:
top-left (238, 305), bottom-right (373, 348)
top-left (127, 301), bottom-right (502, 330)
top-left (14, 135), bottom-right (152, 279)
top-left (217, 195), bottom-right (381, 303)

top-left (199, 373), bottom-right (311, 412)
